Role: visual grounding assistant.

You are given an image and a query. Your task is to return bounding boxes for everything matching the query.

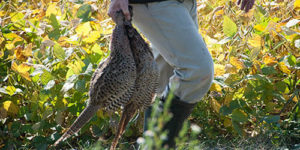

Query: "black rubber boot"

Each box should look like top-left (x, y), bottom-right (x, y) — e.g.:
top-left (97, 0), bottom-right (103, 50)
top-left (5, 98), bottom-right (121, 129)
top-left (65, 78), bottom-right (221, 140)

top-left (143, 96), bottom-right (196, 148)
top-left (162, 96), bottom-right (196, 148)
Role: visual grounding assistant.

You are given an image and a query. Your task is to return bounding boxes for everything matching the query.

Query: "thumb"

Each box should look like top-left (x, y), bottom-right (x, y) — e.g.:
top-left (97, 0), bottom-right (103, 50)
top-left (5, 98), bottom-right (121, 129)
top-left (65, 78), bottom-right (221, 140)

top-left (121, 4), bottom-right (131, 20)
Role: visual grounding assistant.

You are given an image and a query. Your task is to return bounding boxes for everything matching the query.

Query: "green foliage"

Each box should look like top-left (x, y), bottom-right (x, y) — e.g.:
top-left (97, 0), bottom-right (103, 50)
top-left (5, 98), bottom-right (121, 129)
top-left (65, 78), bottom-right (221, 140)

top-left (223, 16), bottom-right (237, 37)
top-left (0, 0), bottom-right (299, 149)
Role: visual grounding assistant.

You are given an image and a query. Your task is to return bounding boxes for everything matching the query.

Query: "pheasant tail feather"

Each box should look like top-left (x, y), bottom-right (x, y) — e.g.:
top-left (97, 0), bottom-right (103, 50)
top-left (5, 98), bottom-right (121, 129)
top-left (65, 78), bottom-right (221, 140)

top-left (53, 105), bottom-right (100, 146)
top-left (110, 104), bottom-right (137, 150)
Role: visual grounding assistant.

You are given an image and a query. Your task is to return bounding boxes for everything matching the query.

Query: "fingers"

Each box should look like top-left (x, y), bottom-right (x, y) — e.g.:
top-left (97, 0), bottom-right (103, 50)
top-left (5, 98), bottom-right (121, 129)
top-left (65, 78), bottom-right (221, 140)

top-left (120, 4), bottom-right (131, 20)
top-left (108, 1), bottom-right (117, 21)
top-left (245, 2), bottom-right (251, 12)
top-left (238, 0), bottom-right (255, 13)
top-left (107, 0), bottom-right (130, 23)
top-left (245, 0), bottom-right (255, 12)
top-left (241, 0), bottom-right (248, 11)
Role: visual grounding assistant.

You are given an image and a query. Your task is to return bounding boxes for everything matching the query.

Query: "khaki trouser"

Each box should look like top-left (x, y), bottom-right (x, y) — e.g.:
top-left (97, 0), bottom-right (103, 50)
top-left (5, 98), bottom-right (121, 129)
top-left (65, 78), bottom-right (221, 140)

top-left (131, 0), bottom-right (214, 103)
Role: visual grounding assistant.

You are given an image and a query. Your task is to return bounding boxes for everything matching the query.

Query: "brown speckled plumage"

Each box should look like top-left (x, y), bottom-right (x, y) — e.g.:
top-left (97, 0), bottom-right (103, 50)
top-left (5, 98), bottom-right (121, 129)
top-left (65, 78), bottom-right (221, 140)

top-left (53, 11), bottom-right (137, 146)
top-left (110, 18), bottom-right (159, 150)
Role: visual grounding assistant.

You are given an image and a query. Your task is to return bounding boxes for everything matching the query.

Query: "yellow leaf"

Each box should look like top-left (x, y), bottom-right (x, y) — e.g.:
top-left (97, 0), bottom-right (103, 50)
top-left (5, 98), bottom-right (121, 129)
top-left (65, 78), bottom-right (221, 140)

top-left (6, 86), bottom-right (16, 96)
top-left (91, 43), bottom-right (103, 54)
top-left (62, 98), bottom-right (68, 105)
top-left (263, 55), bottom-right (278, 66)
top-left (83, 31), bottom-right (101, 43)
top-left (3, 33), bottom-right (21, 40)
top-left (99, 21), bottom-right (113, 35)
top-left (11, 62), bottom-right (18, 72)
top-left (3, 101), bottom-right (18, 115)
top-left (210, 83), bottom-right (222, 92)
top-left (0, 50), bottom-right (3, 58)
top-left (293, 96), bottom-right (298, 103)
top-left (211, 99), bottom-right (221, 113)
top-left (19, 63), bottom-right (32, 72)
top-left (46, 3), bottom-right (61, 17)
top-left (215, 9), bottom-right (224, 16)
top-left (248, 34), bottom-right (262, 48)
top-left (90, 21), bottom-right (102, 31)
top-left (218, 54), bottom-right (225, 62)
top-left (11, 62), bottom-right (32, 81)
top-left (230, 57), bottom-right (245, 70)
top-left (5, 43), bottom-right (15, 50)
top-left (224, 118), bottom-right (232, 127)
top-left (294, 0), bottom-right (300, 10)
top-left (278, 62), bottom-right (291, 74)
top-left (82, 46), bottom-right (92, 54)
top-left (254, 24), bottom-right (266, 32)
top-left (58, 36), bottom-right (69, 47)
top-left (76, 22), bottom-right (92, 37)
top-left (214, 64), bottom-right (225, 76)
top-left (4, 33), bottom-right (23, 50)
top-left (15, 46), bottom-right (28, 61)
top-left (24, 43), bottom-right (33, 57)
top-left (250, 64), bottom-right (258, 75)
top-left (266, 21), bottom-right (278, 37)
top-left (10, 12), bottom-right (24, 23)
top-left (225, 64), bottom-right (238, 74)
top-left (0, 11), bottom-right (5, 17)
top-left (224, 93), bottom-right (233, 106)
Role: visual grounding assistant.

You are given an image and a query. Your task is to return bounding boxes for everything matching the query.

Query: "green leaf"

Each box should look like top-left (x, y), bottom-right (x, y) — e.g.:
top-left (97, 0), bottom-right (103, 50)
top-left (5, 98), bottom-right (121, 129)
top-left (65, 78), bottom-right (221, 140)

top-left (261, 66), bottom-right (277, 75)
top-left (44, 80), bottom-right (55, 90)
top-left (41, 70), bottom-right (53, 85)
top-left (39, 90), bottom-right (50, 103)
top-left (220, 106), bottom-right (232, 116)
top-left (231, 109), bottom-right (248, 123)
top-left (75, 80), bottom-right (86, 91)
top-left (288, 54), bottom-right (296, 66)
top-left (49, 28), bottom-right (61, 40)
top-left (49, 14), bottom-right (60, 29)
top-left (91, 125), bottom-right (103, 137)
top-left (61, 82), bottom-right (74, 92)
top-left (263, 115), bottom-right (280, 124)
top-left (275, 81), bottom-right (287, 93)
top-left (55, 111), bottom-right (64, 125)
top-left (61, 75), bottom-right (77, 92)
top-left (76, 4), bottom-right (92, 22)
top-left (66, 68), bottom-right (75, 79)
top-left (224, 74), bottom-right (241, 86)
top-left (223, 16), bottom-right (237, 37)
top-left (53, 43), bottom-right (66, 60)
top-left (229, 100), bottom-right (242, 110)
top-left (32, 122), bottom-right (41, 131)
top-left (232, 120), bottom-right (243, 136)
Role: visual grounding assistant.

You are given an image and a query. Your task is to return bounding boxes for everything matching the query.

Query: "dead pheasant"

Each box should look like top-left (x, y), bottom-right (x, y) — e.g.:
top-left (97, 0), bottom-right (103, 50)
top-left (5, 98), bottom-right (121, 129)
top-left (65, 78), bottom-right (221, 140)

top-left (53, 11), bottom-right (137, 146)
top-left (109, 17), bottom-right (159, 150)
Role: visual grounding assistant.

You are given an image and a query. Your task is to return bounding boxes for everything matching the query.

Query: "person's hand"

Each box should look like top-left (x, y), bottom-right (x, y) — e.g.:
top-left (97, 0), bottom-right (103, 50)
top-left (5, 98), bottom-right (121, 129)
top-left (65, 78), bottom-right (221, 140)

top-left (237, 0), bottom-right (255, 13)
top-left (108, 0), bottom-right (130, 22)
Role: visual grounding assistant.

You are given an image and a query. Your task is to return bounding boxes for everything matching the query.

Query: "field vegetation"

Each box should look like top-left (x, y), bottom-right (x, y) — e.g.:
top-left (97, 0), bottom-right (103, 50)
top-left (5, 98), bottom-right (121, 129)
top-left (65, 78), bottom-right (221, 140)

top-left (0, 0), bottom-right (299, 149)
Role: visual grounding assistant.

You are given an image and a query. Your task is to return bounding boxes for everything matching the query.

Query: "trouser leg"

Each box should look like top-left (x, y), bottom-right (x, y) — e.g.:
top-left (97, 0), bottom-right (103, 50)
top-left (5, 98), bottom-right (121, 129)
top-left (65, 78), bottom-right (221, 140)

top-left (131, 0), bottom-right (214, 147)
top-left (131, 0), bottom-right (214, 104)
